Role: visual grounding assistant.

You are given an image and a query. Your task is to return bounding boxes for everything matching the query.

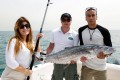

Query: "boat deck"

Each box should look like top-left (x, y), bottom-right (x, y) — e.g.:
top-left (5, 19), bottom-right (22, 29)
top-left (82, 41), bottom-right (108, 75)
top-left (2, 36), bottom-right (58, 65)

top-left (1, 62), bottom-right (120, 80)
top-left (31, 62), bottom-right (120, 80)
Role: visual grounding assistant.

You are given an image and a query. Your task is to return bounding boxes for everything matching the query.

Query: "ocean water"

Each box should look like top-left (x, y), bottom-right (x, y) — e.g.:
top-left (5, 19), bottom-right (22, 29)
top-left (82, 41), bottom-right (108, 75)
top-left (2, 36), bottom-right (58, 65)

top-left (0, 30), bottom-right (120, 75)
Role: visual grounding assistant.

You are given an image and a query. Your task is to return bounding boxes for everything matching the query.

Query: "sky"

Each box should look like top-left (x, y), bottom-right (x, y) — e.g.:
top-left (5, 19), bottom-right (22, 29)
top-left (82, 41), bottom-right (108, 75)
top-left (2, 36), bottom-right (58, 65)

top-left (0, 0), bottom-right (120, 31)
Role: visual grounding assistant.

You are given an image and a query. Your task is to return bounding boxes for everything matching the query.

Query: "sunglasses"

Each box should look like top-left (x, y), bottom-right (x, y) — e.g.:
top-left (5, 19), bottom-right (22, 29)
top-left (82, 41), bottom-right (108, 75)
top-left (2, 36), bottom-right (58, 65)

top-left (61, 18), bottom-right (71, 22)
top-left (86, 7), bottom-right (97, 12)
top-left (20, 24), bottom-right (30, 29)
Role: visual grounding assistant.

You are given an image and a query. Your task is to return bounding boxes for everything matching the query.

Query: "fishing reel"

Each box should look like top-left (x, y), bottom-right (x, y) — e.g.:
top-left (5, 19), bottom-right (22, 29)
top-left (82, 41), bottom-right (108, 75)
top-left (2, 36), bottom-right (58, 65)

top-left (39, 52), bottom-right (47, 61)
top-left (35, 51), bottom-right (46, 61)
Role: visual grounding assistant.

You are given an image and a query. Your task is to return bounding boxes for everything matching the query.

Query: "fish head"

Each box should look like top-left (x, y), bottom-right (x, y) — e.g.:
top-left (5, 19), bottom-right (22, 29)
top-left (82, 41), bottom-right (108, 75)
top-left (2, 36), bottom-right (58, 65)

top-left (93, 46), bottom-right (116, 55)
top-left (104, 46), bottom-right (116, 54)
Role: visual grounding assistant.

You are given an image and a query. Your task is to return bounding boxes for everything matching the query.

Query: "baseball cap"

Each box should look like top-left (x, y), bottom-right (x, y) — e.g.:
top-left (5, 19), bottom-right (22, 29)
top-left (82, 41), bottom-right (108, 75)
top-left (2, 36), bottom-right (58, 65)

top-left (61, 13), bottom-right (72, 21)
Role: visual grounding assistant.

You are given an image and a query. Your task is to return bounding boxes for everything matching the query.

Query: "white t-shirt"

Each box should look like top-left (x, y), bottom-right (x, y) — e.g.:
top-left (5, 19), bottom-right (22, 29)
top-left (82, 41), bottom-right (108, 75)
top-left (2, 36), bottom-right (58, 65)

top-left (6, 39), bottom-right (32, 69)
top-left (82, 28), bottom-right (106, 70)
top-left (78, 25), bottom-right (112, 71)
top-left (50, 28), bottom-right (79, 53)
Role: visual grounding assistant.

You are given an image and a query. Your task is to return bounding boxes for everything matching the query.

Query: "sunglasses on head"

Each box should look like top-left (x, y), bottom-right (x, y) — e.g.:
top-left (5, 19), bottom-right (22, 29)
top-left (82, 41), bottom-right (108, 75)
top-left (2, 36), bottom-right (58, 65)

top-left (61, 18), bottom-right (71, 22)
top-left (20, 24), bottom-right (30, 29)
top-left (86, 7), bottom-right (97, 12)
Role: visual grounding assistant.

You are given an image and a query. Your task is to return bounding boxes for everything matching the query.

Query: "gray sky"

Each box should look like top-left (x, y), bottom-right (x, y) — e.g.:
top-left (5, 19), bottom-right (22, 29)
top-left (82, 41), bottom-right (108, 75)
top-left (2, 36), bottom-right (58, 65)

top-left (0, 0), bottom-right (120, 31)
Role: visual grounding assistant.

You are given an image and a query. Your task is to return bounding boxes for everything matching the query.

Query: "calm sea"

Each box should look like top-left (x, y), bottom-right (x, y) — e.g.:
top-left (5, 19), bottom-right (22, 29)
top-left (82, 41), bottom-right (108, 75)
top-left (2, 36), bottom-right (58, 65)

top-left (0, 30), bottom-right (120, 75)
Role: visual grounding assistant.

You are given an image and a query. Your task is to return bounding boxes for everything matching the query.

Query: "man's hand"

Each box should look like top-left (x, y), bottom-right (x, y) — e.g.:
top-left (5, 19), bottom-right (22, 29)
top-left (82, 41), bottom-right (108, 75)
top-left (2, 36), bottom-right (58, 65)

top-left (80, 56), bottom-right (87, 62)
top-left (70, 60), bottom-right (76, 64)
top-left (97, 51), bottom-right (108, 59)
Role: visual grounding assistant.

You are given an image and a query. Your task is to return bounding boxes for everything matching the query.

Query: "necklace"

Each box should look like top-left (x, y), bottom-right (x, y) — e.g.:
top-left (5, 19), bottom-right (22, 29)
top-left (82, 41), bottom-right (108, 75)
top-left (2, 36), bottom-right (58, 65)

top-left (88, 28), bottom-right (95, 41)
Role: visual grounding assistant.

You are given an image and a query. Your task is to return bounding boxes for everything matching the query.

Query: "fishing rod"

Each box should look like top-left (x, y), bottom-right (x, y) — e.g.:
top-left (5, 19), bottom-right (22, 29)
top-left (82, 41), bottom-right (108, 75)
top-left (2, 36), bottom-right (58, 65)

top-left (26, 0), bottom-right (52, 80)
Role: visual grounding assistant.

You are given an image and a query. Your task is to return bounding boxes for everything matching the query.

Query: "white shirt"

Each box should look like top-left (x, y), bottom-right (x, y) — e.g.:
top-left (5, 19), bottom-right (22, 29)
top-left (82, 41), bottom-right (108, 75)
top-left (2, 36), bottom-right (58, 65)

top-left (82, 28), bottom-right (104, 45)
top-left (50, 27), bottom-right (79, 53)
top-left (6, 39), bottom-right (32, 69)
top-left (82, 28), bottom-right (106, 70)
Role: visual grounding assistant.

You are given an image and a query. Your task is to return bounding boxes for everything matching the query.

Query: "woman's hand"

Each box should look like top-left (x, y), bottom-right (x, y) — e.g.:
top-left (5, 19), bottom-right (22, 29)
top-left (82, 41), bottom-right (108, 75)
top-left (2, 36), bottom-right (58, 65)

top-left (25, 69), bottom-right (33, 76)
top-left (36, 33), bottom-right (44, 41)
top-left (15, 65), bottom-right (33, 76)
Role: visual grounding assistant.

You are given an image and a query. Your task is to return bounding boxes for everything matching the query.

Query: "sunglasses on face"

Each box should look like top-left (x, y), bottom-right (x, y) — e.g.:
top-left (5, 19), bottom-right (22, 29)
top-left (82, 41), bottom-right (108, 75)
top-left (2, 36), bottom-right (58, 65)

top-left (20, 24), bottom-right (30, 29)
top-left (61, 18), bottom-right (71, 22)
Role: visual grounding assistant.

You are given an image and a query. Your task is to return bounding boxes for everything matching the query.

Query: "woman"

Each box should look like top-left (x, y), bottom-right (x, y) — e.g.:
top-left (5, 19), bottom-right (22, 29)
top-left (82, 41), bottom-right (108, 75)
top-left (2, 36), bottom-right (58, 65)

top-left (1, 17), bottom-right (41, 80)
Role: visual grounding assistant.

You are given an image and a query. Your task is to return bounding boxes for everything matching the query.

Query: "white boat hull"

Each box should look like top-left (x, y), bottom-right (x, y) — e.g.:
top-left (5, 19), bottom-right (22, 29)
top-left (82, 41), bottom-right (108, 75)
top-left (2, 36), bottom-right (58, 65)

top-left (30, 62), bottom-right (120, 80)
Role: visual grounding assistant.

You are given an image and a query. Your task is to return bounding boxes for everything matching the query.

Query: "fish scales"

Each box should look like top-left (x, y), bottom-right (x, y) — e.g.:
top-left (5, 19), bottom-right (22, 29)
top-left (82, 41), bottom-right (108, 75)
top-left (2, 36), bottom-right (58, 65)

top-left (41, 44), bottom-right (115, 64)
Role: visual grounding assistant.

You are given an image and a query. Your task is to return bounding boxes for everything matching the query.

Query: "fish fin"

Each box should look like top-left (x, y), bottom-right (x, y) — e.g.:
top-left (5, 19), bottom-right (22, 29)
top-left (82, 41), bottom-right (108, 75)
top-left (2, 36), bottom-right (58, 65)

top-left (65, 46), bottom-right (79, 49)
top-left (64, 64), bottom-right (70, 69)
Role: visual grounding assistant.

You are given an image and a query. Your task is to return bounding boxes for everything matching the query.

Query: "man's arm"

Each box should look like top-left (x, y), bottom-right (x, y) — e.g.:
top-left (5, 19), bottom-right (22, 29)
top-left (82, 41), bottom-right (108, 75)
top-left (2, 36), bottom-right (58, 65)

top-left (46, 43), bottom-right (54, 54)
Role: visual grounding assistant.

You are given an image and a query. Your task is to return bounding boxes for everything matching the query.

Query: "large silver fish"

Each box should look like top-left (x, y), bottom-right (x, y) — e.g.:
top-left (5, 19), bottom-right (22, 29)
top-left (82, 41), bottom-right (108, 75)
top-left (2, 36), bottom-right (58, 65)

top-left (40, 44), bottom-right (116, 64)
